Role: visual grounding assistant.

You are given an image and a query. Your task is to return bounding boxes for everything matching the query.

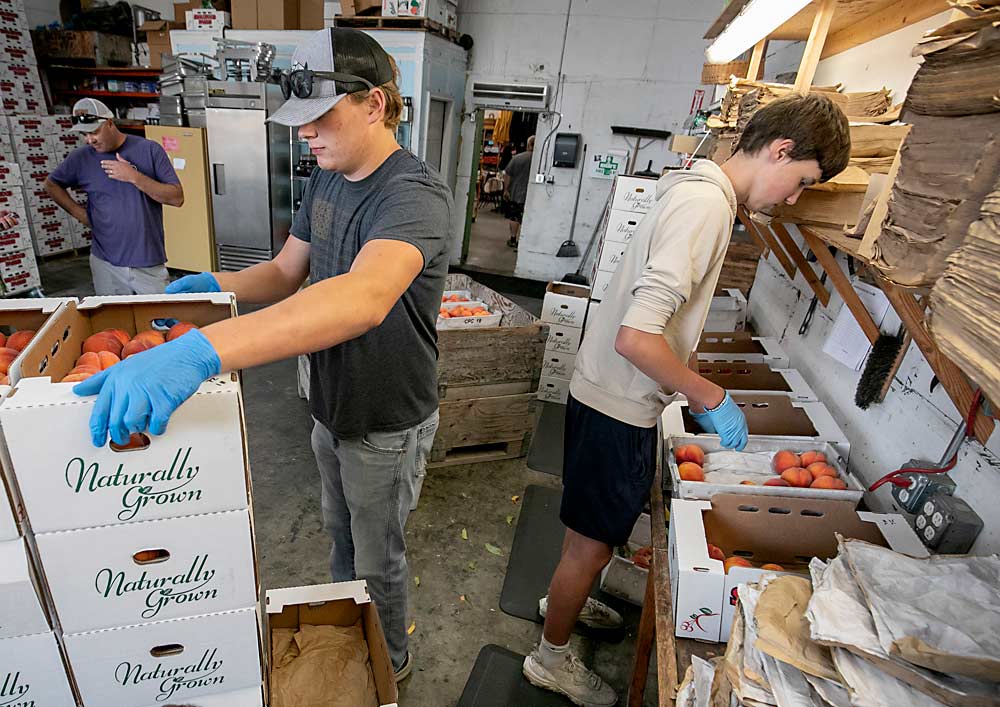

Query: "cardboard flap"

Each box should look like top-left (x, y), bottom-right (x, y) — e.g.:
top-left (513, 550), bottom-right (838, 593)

top-left (856, 512), bottom-right (929, 558)
top-left (694, 362), bottom-right (792, 393)
top-left (266, 581), bottom-right (370, 614)
top-left (80, 292), bottom-right (235, 308)
top-left (548, 282), bottom-right (591, 299)
top-left (681, 395), bottom-right (818, 437)
top-left (699, 331), bottom-right (765, 354)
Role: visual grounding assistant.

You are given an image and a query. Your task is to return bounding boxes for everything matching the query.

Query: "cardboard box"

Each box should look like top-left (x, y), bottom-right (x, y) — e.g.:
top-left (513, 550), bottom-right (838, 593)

top-left (0, 184), bottom-right (24, 211)
top-left (662, 394), bottom-right (851, 462)
top-left (232, 0), bottom-right (258, 28)
top-left (265, 581), bottom-right (398, 707)
top-left (0, 161), bottom-right (21, 187)
top-left (540, 351), bottom-right (576, 380)
top-left (0, 225), bottom-right (31, 256)
top-left (436, 300), bottom-right (501, 329)
top-left (705, 288), bottom-right (747, 332)
top-left (64, 607), bottom-right (263, 707)
top-left (0, 538), bottom-right (49, 639)
top-left (72, 226), bottom-right (93, 249)
top-left (0, 247), bottom-right (39, 295)
top-left (382, 0), bottom-right (457, 29)
top-left (590, 268), bottom-right (614, 302)
top-left (668, 494), bottom-right (926, 643)
top-left (670, 134), bottom-right (711, 157)
top-left (597, 241), bottom-right (627, 274)
top-left (610, 175), bottom-right (656, 214)
top-left (186, 9), bottom-right (232, 31)
top-left (696, 331), bottom-right (789, 368)
top-left (142, 686), bottom-right (265, 707)
top-left (537, 375), bottom-right (570, 404)
top-left (603, 208), bottom-right (643, 245)
top-left (341, 0), bottom-right (381, 15)
top-left (299, 0), bottom-right (325, 28)
top-left (600, 512), bottom-right (650, 606)
top-left (37, 509), bottom-right (258, 633)
top-left (542, 282), bottom-right (590, 329)
top-left (689, 361), bottom-right (818, 402)
top-left (138, 19), bottom-right (184, 69)
top-left (257, 0), bottom-right (298, 29)
top-left (0, 631), bottom-right (77, 706)
top-left (1, 294), bottom-right (250, 533)
top-left (544, 321), bottom-right (582, 355)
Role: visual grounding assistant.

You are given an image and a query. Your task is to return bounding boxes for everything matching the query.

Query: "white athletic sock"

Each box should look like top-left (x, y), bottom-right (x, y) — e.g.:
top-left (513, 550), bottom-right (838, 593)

top-left (538, 636), bottom-right (570, 669)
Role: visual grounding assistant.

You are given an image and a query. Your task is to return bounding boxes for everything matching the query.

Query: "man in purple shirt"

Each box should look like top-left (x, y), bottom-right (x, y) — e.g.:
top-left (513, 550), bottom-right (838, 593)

top-left (45, 99), bottom-right (184, 294)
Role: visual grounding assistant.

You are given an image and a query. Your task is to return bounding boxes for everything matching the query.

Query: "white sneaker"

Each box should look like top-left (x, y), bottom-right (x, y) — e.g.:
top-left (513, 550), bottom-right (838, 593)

top-left (523, 650), bottom-right (618, 706)
top-left (539, 596), bottom-right (623, 630)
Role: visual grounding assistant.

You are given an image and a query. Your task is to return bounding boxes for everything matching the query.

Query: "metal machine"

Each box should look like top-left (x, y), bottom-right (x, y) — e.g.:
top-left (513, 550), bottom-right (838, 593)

top-left (206, 81), bottom-right (291, 271)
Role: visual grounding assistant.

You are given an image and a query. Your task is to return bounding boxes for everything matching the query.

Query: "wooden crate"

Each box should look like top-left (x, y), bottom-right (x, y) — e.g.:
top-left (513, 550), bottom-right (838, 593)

top-left (429, 274), bottom-right (547, 467)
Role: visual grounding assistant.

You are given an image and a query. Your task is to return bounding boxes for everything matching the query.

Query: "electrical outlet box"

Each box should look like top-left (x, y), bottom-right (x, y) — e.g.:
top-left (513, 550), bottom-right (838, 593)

top-left (534, 173), bottom-right (545, 184)
top-left (892, 470), bottom-right (956, 514)
top-left (545, 175), bottom-right (555, 184)
top-left (914, 492), bottom-right (983, 554)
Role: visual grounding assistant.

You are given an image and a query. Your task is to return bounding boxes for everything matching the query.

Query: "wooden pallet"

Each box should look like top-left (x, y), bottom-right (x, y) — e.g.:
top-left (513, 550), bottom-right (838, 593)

top-left (427, 430), bottom-right (531, 469)
top-left (334, 15), bottom-right (461, 43)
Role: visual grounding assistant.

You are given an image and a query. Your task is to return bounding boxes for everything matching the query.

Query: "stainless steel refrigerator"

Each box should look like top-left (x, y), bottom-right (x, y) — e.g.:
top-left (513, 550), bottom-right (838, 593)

top-left (206, 81), bottom-right (291, 271)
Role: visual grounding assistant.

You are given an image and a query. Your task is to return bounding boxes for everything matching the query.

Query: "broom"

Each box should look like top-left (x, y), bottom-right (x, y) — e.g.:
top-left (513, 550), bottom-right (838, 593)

top-left (556, 145), bottom-right (587, 258)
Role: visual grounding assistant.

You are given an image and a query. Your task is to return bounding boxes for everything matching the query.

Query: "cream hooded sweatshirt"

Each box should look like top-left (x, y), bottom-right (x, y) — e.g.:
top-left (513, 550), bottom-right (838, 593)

top-left (570, 160), bottom-right (738, 427)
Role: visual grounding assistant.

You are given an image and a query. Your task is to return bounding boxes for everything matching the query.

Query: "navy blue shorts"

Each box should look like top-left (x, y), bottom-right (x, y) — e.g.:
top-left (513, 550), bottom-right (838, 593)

top-left (560, 395), bottom-right (658, 547)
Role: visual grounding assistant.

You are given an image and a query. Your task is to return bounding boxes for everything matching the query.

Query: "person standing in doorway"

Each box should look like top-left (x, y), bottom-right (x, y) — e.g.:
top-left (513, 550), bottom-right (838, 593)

top-left (503, 135), bottom-right (534, 247)
top-left (45, 98), bottom-right (183, 295)
top-left (72, 28), bottom-right (452, 683)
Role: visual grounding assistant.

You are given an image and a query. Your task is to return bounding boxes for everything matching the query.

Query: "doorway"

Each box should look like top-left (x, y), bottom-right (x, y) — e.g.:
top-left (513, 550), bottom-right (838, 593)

top-left (461, 108), bottom-right (539, 276)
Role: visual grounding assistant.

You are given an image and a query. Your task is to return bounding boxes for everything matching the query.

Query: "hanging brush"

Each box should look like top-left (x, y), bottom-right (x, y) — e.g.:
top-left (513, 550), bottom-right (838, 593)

top-left (855, 325), bottom-right (908, 409)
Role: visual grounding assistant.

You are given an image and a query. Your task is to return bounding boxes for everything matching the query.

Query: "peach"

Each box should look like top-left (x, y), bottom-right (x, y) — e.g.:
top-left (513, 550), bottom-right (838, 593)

top-left (102, 328), bottom-right (131, 348)
top-left (764, 477), bottom-right (791, 487)
top-left (781, 467), bottom-right (813, 488)
top-left (674, 444), bottom-right (705, 465)
top-left (808, 462), bottom-right (838, 480)
top-left (740, 480), bottom-right (755, 485)
top-left (810, 476), bottom-right (848, 490)
top-left (76, 351), bottom-right (101, 370)
top-left (678, 462), bottom-right (705, 482)
top-left (773, 450), bottom-right (802, 473)
top-left (97, 351), bottom-right (120, 369)
top-left (166, 322), bottom-right (197, 341)
top-left (133, 330), bottom-right (165, 347)
top-left (707, 543), bottom-right (725, 562)
top-left (760, 563), bottom-right (785, 571)
top-left (800, 450), bottom-right (827, 467)
top-left (0, 332), bottom-right (5, 347)
top-left (6, 329), bottom-right (34, 352)
top-left (0, 347), bottom-right (19, 375)
top-left (83, 332), bottom-right (123, 356)
top-left (724, 557), bottom-right (753, 574)
top-left (121, 339), bottom-right (155, 359)
top-left (61, 372), bottom-right (94, 383)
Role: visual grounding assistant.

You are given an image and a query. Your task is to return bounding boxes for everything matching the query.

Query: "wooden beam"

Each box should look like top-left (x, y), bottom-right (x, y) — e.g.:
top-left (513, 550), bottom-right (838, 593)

top-left (629, 561), bottom-right (656, 707)
top-left (879, 280), bottom-right (994, 443)
top-left (747, 38), bottom-right (768, 80)
top-left (650, 453), bottom-right (677, 706)
top-left (821, 0), bottom-right (948, 59)
top-left (801, 227), bottom-right (881, 344)
top-left (738, 208), bottom-right (796, 278)
top-left (771, 222), bottom-right (831, 306)
top-left (795, 0), bottom-right (836, 93)
top-left (704, 0), bottom-right (751, 39)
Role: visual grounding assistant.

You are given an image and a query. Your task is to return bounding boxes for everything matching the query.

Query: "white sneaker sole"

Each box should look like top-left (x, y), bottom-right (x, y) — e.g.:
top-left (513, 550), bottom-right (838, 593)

top-left (522, 656), bottom-right (617, 707)
top-left (538, 598), bottom-right (623, 631)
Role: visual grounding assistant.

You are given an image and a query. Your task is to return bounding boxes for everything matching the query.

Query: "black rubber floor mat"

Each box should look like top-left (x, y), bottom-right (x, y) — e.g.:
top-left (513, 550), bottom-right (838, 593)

top-left (456, 644), bottom-right (574, 707)
top-left (526, 401), bottom-right (565, 477)
top-left (499, 485), bottom-right (626, 642)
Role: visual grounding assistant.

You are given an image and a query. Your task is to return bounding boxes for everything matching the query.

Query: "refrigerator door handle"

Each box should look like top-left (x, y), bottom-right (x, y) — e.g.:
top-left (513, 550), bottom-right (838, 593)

top-left (212, 163), bottom-right (226, 195)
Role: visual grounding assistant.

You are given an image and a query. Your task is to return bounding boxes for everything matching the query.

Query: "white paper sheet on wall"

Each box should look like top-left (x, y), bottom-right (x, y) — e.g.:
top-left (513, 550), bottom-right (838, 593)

top-left (822, 279), bottom-right (891, 370)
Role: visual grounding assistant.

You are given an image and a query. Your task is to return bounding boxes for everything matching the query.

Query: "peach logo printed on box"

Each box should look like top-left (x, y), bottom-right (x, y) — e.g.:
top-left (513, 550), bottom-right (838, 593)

top-left (0, 671), bottom-right (31, 707)
top-left (65, 448), bottom-right (202, 522)
top-left (679, 607), bottom-right (718, 634)
top-left (116, 648), bottom-right (224, 703)
top-left (95, 555), bottom-right (219, 621)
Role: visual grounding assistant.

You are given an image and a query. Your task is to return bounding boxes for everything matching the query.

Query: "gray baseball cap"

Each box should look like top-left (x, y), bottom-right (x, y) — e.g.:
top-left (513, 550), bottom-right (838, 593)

top-left (69, 98), bottom-right (114, 133)
top-left (268, 28), bottom-right (395, 127)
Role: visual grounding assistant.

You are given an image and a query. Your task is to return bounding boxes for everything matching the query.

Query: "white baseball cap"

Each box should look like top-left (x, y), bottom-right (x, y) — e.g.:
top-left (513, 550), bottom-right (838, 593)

top-left (69, 98), bottom-right (114, 133)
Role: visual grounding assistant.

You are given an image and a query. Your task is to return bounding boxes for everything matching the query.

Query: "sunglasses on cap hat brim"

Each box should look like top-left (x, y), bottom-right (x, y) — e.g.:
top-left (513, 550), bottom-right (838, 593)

top-left (274, 67), bottom-right (376, 100)
top-left (71, 114), bottom-right (107, 125)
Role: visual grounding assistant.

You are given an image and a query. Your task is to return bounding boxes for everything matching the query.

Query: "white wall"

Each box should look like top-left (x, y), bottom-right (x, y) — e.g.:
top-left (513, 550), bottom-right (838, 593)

top-left (452, 0), bottom-right (722, 279)
top-left (746, 12), bottom-right (1000, 554)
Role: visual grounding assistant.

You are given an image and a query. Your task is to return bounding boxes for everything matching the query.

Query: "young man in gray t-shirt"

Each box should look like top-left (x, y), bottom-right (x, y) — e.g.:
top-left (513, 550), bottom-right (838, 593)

top-left (72, 28), bottom-right (452, 683)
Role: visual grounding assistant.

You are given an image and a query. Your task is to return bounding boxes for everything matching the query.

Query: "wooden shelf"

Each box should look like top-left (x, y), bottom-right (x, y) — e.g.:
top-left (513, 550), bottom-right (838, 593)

top-left (704, 0), bottom-right (948, 59)
top-left (44, 65), bottom-right (162, 78)
top-left (59, 89), bottom-right (159, 99)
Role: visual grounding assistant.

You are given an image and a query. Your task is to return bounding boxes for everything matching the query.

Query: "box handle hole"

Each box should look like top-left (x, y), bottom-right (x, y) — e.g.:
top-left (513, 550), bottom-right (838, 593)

top-left (150, 644), bottom-right (184, 658)
top-left (768, 507), bottom-right (792, 515)
top-left (732, 550), bottom-right (754, 558)
top-left (133, 549), bottom-right (170, 565)
top-left (800, 509), bottom-right (824, 517)
top-left (736, 505), bottom-right (759, 513)
top-left (751, 402), bottom-right (769, 409)
top-left (111, 433), bottom-right (150, 452)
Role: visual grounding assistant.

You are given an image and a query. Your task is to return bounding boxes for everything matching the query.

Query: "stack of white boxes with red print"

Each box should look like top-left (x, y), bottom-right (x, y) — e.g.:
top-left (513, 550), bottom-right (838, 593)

top-left (48, 115), bottom-right (92, 249)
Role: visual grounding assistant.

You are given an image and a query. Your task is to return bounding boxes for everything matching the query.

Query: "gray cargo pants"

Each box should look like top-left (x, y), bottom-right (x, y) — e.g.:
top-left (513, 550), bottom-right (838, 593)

top-left (90, 254), bottom-right (169, 295)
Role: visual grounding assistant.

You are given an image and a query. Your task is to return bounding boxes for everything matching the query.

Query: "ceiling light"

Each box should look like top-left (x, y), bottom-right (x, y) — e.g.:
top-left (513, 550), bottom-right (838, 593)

top-left (705, 0), bottom-right (813, 64)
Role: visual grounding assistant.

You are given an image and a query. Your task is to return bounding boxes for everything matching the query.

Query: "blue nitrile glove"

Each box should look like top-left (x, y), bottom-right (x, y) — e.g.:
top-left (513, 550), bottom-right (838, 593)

top-left (703, 392), bottom-right (748, 451)
top-left (72, 329), bottom-right (221, 447)
top-left (165, 272), bottom-right (220, 294)
top-left (690, 409), bottom-right (716, 433)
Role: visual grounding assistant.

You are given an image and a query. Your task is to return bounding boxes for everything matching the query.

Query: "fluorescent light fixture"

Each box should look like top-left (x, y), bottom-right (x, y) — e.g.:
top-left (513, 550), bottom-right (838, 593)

top-left (705, 0), bottom-right (813, 64)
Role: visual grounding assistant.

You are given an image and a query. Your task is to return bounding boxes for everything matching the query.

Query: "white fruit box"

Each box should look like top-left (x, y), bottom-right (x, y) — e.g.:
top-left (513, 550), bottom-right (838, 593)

top-left (0, 631), bottom-right (77, 707)
top-left (541, 281), bottom-right (589, 329)
top-left (64, 607), bottom-right (263, 707)
top-left (18, 166), bottom-right (49, 190)
top-left (0, 225), bottom-right (29, 256)
top-left (14, 149), bottom-right (54, 174)
top-left (0, 537), bottom-right (49, 639)
top-left (0, 6), bottom-right (29, 33)
top-left (0, 161), bottom-right (21, 186)
top-left (140, 686), bottom-right (265, 707)
top-left (537, 375), bottom-right (570, 405)
top-left (26, 200), bottom-right (64, 225)
top-left (0, 247), bottom-right (39, 295)
top-left (610, 175), bottom-right (657, 214)
top-left (597, 240), bottom-right (627, 274)
top-left (664, 434), bottom-right (861, 503)
top-left (696, 331), bottom-right (789, 368)
top-left (185, 8), bottom-right (231, 31)
top-left (72, 227), bottom-right (93, 249)
top-left (590, 268), bottom-right (615, 302)
top-left (706, 288), bottom-right (747, 332)
top-left (603, 208), bottom-right (643, 245)
top-left (0, 183), bottom-right (24, 210)
top-left (540, 351), bottom-right (576, 380)
top-left (599, 512), bottom-right (651, 606)
top-left (544, 321), bottom-right (582, 355)
top-left (0, 26), bottom-right (30, 53)
top-left (436, 300), bottom-right (501, 329)
top-left (661, 394), bottom-right (850, 462)
top-left (34, 233), bottom-right (75, 258)
top-left (1, 294), bottom-right (250, 533)
top-left (5, 115), bottom-right (45, 138)
top-left (0, 41), bottom-right (34, 65)
top-left (37, 509), bottom-right (258, 634)
top-left (686, 361), bottom-right (818, 403)
top-left (265, 581), bottom-right (398, 707)
top-left (668, 494), bottom-right (926, 643)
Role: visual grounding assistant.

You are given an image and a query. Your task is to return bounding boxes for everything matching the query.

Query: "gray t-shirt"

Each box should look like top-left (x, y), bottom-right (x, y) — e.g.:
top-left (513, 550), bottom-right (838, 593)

top-left (504, 149), bottom-right (533, 205)
top-left (291, 149), bottom-right (452, 437)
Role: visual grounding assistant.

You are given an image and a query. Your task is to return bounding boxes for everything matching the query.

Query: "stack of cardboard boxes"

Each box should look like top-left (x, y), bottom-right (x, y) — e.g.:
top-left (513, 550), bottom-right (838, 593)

top-left (537, 282), bottom-right (589, 405)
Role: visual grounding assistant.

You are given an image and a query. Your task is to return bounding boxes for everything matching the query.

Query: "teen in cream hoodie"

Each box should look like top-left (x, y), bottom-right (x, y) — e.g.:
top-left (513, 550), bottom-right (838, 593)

top-left (571, 160), bottom-right (737, 427)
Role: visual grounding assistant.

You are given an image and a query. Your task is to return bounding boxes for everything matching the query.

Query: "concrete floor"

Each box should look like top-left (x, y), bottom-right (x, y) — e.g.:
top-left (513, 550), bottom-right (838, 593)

top-left (36, 254), bottom-right (660, 707)
top-left (465, 207), bottom-right (519, 276)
